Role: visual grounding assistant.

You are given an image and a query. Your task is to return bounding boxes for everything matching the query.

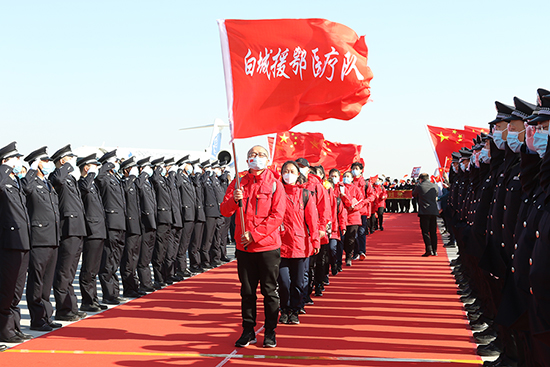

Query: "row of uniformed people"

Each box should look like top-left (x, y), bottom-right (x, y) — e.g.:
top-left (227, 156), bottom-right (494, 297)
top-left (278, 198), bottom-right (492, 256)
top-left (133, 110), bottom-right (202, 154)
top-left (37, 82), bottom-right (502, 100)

top-left (445, 88), bottom-right (550, 367)
top-left (0, 142), bottom-right (232, 343)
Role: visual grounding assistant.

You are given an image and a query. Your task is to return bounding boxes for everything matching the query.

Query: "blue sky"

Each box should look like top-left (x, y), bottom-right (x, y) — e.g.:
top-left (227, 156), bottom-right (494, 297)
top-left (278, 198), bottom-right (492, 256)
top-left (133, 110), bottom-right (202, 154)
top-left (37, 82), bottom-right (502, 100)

top-left (1, 0), bottom-right (549, 178)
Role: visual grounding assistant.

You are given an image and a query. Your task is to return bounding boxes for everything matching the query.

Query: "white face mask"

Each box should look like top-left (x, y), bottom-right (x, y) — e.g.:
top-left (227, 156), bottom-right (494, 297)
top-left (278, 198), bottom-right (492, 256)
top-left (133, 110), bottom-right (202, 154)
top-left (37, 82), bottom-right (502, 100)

top-left (129, 167), bottom-right (139, 176)
top-left (352, 169), bottom-right (361, 178)
top-left (248, 156), bottom-right (268, 170)
top-left (112, 162), bottom-right (120, 174)
top-left (282, 173), bottom-right (298, 185)
top-left (330, 176), bottom-right (339, 185)
top-left (299, 167), bottom-right (309, 176)
top-left (142, 166), bottom-right (153, 177)
top-left (6, 157), bottom-right (23, 174)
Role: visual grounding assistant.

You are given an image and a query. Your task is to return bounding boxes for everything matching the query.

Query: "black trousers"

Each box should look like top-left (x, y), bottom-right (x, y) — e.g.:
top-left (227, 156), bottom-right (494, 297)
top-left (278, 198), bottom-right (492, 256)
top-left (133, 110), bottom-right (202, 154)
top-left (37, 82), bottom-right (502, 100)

top-left (314, 243), bottom-right (329, 285)
top-left (27, 246), bottom-right (57, 328)
top-left (377, 207), bottom-right (385, 229)
top-left (79, 238), bottom-right (104, 306)
top-left (162, 226), bottom-right (181, 281)
top-left (236, 249), bottom-right (280, 332)
top-left (152, 223), bottom-right (172, 284)
top-left (219, 216), bottom-right (232, 259)
top-left (121, 233), bottom-right (142, 294)
top-left (54, 236), bottom-right (83, 316)
top-left (279, 257), bottom-right (306, 312)
top-left (202, 216), bottom-right (221, 266)
top-left (137, 228), bottom-right (156, 289)
top-left (0, 248), bottom-right (29, 340)
top-left (343, 225), bottom-right (359, 259)
top-left (176, 221), bottom-right (195, 274)
top-left (419, 215), bottom-right (438, 253)
top-left (209, 217), bottom-right (225, 264)
top-left (99, 229), bottom-right (125, 300)
top-left (188, 222), bottom-right (205, 268)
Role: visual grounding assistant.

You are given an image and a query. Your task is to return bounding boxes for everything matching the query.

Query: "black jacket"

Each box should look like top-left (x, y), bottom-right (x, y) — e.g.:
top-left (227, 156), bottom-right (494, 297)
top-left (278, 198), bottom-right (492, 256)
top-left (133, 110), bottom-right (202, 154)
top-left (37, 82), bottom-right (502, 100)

top-left (412, 180), bottom-right (440, 216)
top-left (135, 172), bottom-right (157, 231)
top-left (21, 169), bottom-right (60, 247)
top-left (192, 173), bottom-right (206, 222)
top-left (167, 171), bottom-right (183, 228)
top-left (122, 174), bottom-right (142, 235)
top-left (95, 163), bottom-right (126, 231)
top-left (78, 172), bottom-right (107, 240)
top-left (0, 165), bottom-right (31, 250)
top-left (202, 172), bottom-right (224, 218)
top-left (150, 168), bottom-right (173, 225)
top-left (49, 163), bottom-right (87, 237)
top-left (177, 171), bottom-right (196, 222)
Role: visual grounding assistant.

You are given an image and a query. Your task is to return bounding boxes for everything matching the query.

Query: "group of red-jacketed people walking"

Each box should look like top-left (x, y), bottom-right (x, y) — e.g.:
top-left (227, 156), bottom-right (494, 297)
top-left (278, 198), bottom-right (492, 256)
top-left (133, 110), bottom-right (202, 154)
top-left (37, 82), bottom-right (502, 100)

top-left (221, 145), bottom-right (387, 348)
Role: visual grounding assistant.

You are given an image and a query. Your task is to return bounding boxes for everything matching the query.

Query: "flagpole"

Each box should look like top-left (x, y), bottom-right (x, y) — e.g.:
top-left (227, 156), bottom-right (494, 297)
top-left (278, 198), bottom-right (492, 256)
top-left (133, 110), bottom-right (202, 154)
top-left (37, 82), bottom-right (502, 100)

top-left (231, 141), bottom-right (247, 248)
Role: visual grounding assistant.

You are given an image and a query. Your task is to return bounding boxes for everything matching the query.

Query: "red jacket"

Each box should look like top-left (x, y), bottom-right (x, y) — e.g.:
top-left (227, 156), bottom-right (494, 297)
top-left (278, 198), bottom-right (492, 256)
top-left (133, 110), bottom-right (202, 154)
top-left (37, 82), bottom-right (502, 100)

top-left (305, 174), bottom-right (331, 245)
top-left (281, 183), bottom-right (320, 258)
top-left (340, 183), bottom-right (364, 226)
top-left (328, 186), bottom-right (347, 240)
top-left (373, 184), bottom-right (387, 210)
top-left (220, 169), bottom-right (286, 253)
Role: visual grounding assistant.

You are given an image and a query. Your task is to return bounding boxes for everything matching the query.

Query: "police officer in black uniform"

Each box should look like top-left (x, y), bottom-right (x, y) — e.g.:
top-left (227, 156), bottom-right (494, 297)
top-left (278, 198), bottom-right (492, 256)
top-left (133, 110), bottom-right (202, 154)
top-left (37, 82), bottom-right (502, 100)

top-left (22, 147), bottom-right (62, 331)
top-left (135, 157), bottom-right (157, 292)
top-left (96, 150), bottom-right (127, 304)
top-left (50, 144), bottom-right (88, 321)
top-left (120, 157), bottom-right (145, 298)
top-left (0, 142), bottom-right (33, 343)
top-left (162, 157), bottom-right (183, 284)
top-left (203, 160), bottom-right (226, 267)
top-left (175, 155), bottom-right (197, 278)
top-left (77, 154), bottom-right (108, 313)
top-left (150, 157), bottom-right (173, 288)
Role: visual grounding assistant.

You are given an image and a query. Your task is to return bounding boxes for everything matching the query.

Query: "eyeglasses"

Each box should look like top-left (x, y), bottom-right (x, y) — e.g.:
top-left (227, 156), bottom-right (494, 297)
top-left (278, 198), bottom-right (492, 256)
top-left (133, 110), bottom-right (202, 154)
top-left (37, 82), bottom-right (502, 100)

top-left (535, 125), bottom-right (549, 132)
top-left (248, 152), bottom-right (268, 158)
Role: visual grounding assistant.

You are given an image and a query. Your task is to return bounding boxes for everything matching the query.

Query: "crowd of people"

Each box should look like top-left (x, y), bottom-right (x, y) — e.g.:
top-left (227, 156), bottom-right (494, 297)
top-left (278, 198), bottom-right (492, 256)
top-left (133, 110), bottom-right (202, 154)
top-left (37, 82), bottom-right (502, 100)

top-left (0, 141), bottom-right (390, 350)
top-left (441, 89), bottom-right (550, 367)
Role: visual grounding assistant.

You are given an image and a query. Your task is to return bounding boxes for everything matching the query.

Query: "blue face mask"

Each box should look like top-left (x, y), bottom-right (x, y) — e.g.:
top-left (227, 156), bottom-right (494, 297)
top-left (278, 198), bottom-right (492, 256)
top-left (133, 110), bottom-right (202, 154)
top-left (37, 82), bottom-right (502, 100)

top-left (479, 148), bottom-right (491, 164)
top-left (533, 130), bottom-right (549, 158)
top-left (493, 130), bottom-right (507, 150)
top-left (343, 176), bottom-right (352, 185)
top-left (40, 161), bottom-right (54, 176)
top-left (506, 131), bottom-right (524, 153)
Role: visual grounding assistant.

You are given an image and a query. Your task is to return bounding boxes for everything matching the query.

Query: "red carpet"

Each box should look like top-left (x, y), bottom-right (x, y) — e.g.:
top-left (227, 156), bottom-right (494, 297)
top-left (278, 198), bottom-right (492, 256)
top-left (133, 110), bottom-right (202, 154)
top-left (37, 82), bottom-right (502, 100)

top-left (0, 213), bottom-right (482, 366)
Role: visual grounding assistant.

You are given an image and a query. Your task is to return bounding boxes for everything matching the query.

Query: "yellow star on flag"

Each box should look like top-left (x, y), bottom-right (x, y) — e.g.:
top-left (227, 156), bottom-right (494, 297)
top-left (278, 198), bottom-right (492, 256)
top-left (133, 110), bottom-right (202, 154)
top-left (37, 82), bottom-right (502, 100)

top-left (452, 130), bottom-right (457, 134)
top-left (279, 133), bottom-right (289, 143)
top-left (437, 132), bottom-right (449, 142)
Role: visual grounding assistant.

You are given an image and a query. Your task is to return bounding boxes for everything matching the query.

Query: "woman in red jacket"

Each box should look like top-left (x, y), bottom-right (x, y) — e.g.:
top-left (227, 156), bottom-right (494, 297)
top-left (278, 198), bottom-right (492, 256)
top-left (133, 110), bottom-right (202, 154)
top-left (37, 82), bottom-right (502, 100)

top-left (340, 171), bottom-right (366, 266)
top-left (278, 161), bottom-right (320, 325)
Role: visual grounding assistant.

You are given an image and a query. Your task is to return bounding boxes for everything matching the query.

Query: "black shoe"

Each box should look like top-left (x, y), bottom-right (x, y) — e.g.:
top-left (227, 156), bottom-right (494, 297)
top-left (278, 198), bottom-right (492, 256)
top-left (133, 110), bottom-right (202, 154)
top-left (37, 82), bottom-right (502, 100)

top-left (288, 312), bottom-right (300, 325)
top-left (164, 279), bottom-right (174, 285)
top-left (263, 330), bottom-right (277, 348)
top-left (102, 298), bottom-right (120, 305)
top-left (279, 310), bottom-right (289, 324)
top-left (471, 321), bottom-right (489, 332)
top-left (0, 344), bottom-right (7, 351)
top-left (380, 227), bottom-right (384, 231)
top-left (431, 251), bottom-right (437, 256)
top-left (212, 260), bottom-right (223, 267)
top-left (80, 304), bottom-right (101, 312)
top-left (468, 311), bottom-right (483, 322)
top-left (461, 295), bottom-right (476, 305)
top-left (299, 307), bottom-right (306, 314)
top-left (477, 342), bottom-right (502, 357)
top-left (221, 257), bottom-right (232, 262)
top-left (331, 267), bottom-right (338, 276)
top-left (30, 323), bottom-right (53, 332)
top-left (464, 303), bottom-right (480, 313)
top-left (15, 331), bottom-right (33, 340)
top-left (314, 287), bottom-right (323, 297)
top-left (0, 334), bottom-right (24, 343)
top-left (305, 296), bottom-right (314, 306)
top-left (352, 254), bottom-right (360, 260)
top-left (475, 333), bottom-right (497, 345)
top-left (323, 275), bottom-right (330, 285)
top-left (137, 290), bottom-right (147, 296)
top-left (235, 329), bottom-right (257, 347)
top-left (189, 266), bottom-right (203, 274)
top-left (337, 265), bottom-right (342, 273)
top-left (181, 269), bottom-right (193, 277)
top-left (346, 258), bottom-right (352, 266)
top-left (140, 285), bottom-right (155, 292)
top-left (76, 311), bottom-right (87, 319)
top-left (48, 321), bottom-right (62, 328)
top-left (421, 252), bottom-right (431, 257)
top-left (123, 290), bottom-right (142, 298)
top-left (444, 242), bottom-right (457, 248)
top-left (55, 312), bottom-right (80, 321)
top-left (93, 303), bottom-right (108, 310)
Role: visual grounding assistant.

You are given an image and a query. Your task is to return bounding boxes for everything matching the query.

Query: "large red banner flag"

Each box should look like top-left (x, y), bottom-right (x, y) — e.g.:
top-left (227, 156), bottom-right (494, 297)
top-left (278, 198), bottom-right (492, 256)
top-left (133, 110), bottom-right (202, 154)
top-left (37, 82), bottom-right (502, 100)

top-left (218, 19), bottom-right (373, 140)
top-left (464, 125), bottom-right (490, 134)
top-left (426, 125), bottom-right (479, 170)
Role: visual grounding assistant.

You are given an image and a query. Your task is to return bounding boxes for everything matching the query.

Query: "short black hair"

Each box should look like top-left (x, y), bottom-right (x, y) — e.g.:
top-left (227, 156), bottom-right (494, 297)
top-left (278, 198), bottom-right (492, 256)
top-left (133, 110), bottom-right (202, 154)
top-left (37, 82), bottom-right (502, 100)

top-left (328, 168), bottom-right (340, 176)
top-left (351, 162), bottom-right (363, 170)
top-left (281, 160), bottom-right (307, 185)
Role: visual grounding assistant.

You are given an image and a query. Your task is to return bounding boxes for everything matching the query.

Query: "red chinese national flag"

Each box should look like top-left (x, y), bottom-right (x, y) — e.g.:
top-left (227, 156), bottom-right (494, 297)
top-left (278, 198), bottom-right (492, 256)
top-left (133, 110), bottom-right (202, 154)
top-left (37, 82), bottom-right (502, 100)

top-left (267, 131), bottom-right (361, 173)
top-left (218, 19), bottom-right (373, 140)
top-left (426, 125), bottom-right (479, 169)
top-left (464, 125), bottom-right (489, 134)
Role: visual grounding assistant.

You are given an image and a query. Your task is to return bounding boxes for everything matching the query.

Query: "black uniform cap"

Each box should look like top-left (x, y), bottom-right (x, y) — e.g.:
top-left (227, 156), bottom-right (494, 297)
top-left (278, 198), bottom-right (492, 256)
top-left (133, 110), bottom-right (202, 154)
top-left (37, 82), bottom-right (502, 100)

top-left (0, 141), bottom-right (23, 161)
top-left (189, 158), bottom-right (200, 166)
top-left (137, 156), bottom-right (151, 167)
top-left (451, 151), bottom-right (461, 163)
top-left (98, 150), bottom-right (117, 164)
top-left (120, 156), bottom-right (137, 171)
top-left (295, 158), bottom-right (310, 168)
top-left (151, 157), bottom-right (165, 167)
top-left (25, 146), bottom-right (50, 163)
top-left (50, 144), bottom-right (75, 162)
top-left (489, 101), bottom-right (515, 125)
top-left (200, 159), bottom-right (210, 168)
top-left (77, 153), bottom-right (100, 168)
top-left (175, 155), bottom-right (190, 166)
top-left (459, 147), bottom-right (472, 159)
top-left (164, 157), bottom-right (175, 166)
top-left (511, 97), bottom-right (536, 121)
top-left (526, 88), bottom-right (550, 124)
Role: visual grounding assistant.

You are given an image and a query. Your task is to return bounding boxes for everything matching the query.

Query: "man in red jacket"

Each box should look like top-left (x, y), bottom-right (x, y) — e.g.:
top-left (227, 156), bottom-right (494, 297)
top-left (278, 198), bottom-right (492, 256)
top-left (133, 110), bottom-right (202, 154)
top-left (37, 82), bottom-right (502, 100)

top-left (220, 145), bottom-right (286, 349)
